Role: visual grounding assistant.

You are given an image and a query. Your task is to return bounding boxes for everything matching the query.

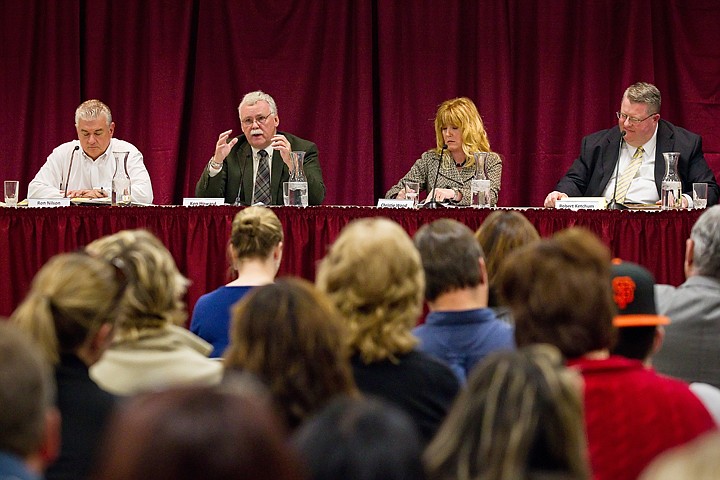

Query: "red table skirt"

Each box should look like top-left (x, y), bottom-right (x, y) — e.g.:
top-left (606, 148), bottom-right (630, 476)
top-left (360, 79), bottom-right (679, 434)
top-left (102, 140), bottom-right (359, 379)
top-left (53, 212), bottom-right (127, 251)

top-left (0, 205), bottom-right (699, 317)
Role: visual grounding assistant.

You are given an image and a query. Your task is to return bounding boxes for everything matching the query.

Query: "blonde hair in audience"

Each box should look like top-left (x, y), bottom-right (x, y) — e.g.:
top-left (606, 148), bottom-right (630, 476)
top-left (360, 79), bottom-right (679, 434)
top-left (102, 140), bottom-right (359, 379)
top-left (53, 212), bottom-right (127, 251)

top-left (230, 206), bottom-right (284, 262)
top-left (475, 211), bottom-right (540, 307)
top-left (75, 99), bottom-right (112, 126)
top-left (425, 344), bottom-right (590, 480)
top-left (434, 97), bottom-right (492, 164)
top-left (640, 432), bottom-right (720, 480)
top-left (11, 253), bottom-right (123, 365)
top-left (316, 218), bottom-right (424, 364)
top-left (86, 229), bottom-right (190, 333)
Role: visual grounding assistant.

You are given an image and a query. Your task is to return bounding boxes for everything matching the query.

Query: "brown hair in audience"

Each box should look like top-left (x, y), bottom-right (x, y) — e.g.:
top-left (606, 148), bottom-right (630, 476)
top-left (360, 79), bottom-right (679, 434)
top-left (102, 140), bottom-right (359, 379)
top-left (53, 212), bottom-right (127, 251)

top-left (639, 432), bottom-right (720, 480)
top-left (11, 253), bottom-right (124, 365)
top-left (475, 210), bottom-right (540, 307)
top-left (224, 277), bottom-right (357, 429)
top-left (316, 217), bottom-right (425, 363)
top-left (425, 345), bottom-right (590, 480)
top-left (229, 205), bottom-right (284, 262)
top-left (92, 382), bottom-right (306, 480)
top-left (497, 228), bottom-right (617, 358)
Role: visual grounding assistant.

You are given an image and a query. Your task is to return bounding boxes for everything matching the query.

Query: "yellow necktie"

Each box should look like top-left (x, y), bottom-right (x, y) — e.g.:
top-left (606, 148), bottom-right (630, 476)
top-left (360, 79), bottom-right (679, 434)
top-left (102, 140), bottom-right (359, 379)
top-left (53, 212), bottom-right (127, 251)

top-left (615, 147), bottom-right (644, 204)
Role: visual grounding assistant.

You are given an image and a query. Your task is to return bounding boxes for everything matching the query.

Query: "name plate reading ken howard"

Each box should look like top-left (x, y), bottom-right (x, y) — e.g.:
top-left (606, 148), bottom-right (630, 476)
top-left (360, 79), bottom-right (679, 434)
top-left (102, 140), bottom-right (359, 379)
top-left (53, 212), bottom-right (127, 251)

top-left (376, 198), bottom-right (415, 208)
top-left (28, 198), bottom-right (71, 208)
top-left (182, 198), bottom-right (225, 206)
top-left (555, 197), bottom-right (607, 211)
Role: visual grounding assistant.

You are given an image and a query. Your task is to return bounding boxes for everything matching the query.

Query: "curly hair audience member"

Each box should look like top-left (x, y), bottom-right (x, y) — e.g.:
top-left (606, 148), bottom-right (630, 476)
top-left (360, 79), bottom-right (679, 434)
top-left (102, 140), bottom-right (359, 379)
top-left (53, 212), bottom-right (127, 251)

top-left (293, 396), bottom-right (426, 480)
top-left (92, 381), bottom-right (306, 480)
top-left (497, 228), bottom-right (714, 480)
top-left (12, 253), bottom-right (123, 479)
top-left (224, 278), bottom-right (357, 430)
top-left (0, 323), bottom-right (60, 480)
top-left (191, 206), bottom-right (284, 357)
top-left (316, 218), bottom-right (460, 444)
top-left (425, 344), bottom-right (590, 480)
top-left (475, 210), bottom-right (540, 321)
top-left (86, 229), bottom-right (222, 395)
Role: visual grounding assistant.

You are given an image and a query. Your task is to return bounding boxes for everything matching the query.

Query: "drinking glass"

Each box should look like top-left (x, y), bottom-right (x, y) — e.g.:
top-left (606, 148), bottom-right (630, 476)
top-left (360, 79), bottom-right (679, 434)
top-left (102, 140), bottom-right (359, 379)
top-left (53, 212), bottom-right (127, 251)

top-left (404, 181), bottom-right (420, 207)
top-left (693, 183), bottom-right (708, 209)
top-left (4, 180), bottom-right (19, 207)
top-left (471, 179), bottom-right (491, 207)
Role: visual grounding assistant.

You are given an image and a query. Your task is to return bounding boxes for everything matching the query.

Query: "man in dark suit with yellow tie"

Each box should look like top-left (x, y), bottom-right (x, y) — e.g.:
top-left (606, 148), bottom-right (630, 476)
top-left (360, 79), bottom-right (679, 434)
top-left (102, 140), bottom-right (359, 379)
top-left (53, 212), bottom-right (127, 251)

top-left (545, 82), bottom-right (719, 208)
top-left (196, 90), bottom-right (325, 205)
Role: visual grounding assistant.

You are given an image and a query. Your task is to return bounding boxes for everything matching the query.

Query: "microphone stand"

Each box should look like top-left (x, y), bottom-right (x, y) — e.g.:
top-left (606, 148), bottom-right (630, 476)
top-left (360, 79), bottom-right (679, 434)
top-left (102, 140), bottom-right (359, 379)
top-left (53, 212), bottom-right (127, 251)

top-left (607, 130), bottom-right (627, 210)
top-left (422, 144), bottom-right (448, 209)
top-left (64, 146), bottom-right (79, 198)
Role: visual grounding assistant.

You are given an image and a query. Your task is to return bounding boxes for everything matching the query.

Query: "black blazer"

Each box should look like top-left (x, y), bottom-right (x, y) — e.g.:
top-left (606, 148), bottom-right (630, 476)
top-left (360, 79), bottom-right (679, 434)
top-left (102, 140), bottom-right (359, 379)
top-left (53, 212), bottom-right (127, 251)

top-left (195, 131), bottom-right (325, 205)
top-left (556, 120), bottom-right (719, 206)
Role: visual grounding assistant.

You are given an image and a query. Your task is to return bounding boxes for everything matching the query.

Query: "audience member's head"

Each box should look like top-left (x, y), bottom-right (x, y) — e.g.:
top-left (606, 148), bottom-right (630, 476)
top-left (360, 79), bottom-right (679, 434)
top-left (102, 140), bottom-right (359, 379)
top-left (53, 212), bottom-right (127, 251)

top-left (686, 205), bottom-right (720, 280)
top-left (609, 260), bottom-right (669, 362)
top-left (224, 278), bottom-right (357, 430)
top-left (229, 205), bottom-right (284, 273)
top-left (86, 229), bottom-right (190, 333)
top-left (425, 344), bottom-right (589, 480)
top-left (414, 218), bottom-right (487, 304)
top-left (640, 432), bottom-right (720, 480)
top-left (316, 218), bottom-right (424, 363)
top-left (475, 210), bottom-right (541, 307)
top-left (497, 228), bottom-right (616, 358)
top-left (0, 322), bottom-right (59, 473)
top-left (11, 252), bottom-right (124, 365)
top-left (293, 396), bottom-right (426, 480)
top-left (92, 381), bottom-right (306, 480)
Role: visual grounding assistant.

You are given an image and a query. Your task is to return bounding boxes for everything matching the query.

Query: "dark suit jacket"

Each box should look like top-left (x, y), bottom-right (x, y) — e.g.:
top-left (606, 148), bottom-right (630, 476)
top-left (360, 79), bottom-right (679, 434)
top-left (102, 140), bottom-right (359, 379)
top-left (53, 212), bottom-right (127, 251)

top-left (195, 131), bottom-right (325, 205)
top-left (556, 120), bottom-right (719, 206)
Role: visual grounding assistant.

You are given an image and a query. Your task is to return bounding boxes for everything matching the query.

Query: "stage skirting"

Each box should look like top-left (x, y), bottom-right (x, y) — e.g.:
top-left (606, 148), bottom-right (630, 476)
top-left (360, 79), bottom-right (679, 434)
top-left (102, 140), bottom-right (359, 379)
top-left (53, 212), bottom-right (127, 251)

top-left (0, 206), bottom-right (700, 317)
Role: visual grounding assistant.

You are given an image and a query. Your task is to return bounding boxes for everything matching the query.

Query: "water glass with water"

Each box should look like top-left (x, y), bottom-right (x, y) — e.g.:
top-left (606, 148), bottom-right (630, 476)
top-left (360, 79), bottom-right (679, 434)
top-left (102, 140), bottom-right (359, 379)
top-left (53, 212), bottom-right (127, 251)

top-left (4, 180), bottom-right (19, 207)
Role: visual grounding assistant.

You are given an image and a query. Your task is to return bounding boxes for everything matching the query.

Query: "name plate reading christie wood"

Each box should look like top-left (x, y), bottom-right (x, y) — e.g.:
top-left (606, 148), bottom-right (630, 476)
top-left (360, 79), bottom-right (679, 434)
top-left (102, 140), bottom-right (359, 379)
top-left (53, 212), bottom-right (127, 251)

top-left (376, 198), bottom-right (415, 208)
top-left (182, 198), bottom-right (225, 206)
top-left (555, 197), bottom-right (607, 210)
top-left (28, 198), bottom-right (71, 208)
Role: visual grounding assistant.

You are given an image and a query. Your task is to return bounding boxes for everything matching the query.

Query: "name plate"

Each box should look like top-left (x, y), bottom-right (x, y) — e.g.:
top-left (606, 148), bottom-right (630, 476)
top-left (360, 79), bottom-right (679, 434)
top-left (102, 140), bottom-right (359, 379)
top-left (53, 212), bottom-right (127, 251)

top-left (182, 198), bottom-right (225, 206)
top-left (28, 198), bottom-right (71, 208)
top-left (377, 198), bottom-right (415, 208)
top-left (556, 197), bottom-right (607, 210)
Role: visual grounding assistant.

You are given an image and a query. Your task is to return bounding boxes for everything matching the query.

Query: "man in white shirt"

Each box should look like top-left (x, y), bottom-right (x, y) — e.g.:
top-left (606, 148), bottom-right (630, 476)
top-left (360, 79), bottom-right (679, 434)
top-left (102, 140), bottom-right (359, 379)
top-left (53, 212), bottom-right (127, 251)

top-left (28, 99), bottom-right (153, 203)
top-left (544, 82), bottom-right (718, 208)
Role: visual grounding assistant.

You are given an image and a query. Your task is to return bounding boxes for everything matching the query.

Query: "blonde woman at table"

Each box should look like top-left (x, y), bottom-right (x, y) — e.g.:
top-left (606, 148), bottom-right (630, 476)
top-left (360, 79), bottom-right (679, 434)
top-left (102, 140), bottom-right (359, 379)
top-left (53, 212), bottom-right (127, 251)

top-left (190, 206), bottom-right (284, 357)
top-left (86, 229), bottom-right (223, 395)
top-left (385, 97), bottom-right (502, 206)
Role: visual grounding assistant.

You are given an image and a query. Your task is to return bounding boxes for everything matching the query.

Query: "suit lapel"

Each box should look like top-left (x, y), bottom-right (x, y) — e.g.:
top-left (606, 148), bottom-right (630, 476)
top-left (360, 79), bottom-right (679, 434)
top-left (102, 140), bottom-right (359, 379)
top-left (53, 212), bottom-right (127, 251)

top-left (654, 121), bottom-right (673, 194)
top-left (270, 151), bottom-right (286, 204)
top-left (240, 144), bottom-right (254, 204)
top-left (599, 134), bottom-right (621, 192)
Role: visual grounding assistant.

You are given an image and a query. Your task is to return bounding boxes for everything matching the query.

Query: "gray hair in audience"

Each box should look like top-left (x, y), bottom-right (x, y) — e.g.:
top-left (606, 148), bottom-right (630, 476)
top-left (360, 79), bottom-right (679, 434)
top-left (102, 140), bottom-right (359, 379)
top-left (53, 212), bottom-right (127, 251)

top-left (239, 90), bottom-right (278, 115)
top-left (690, 205), bottom-right (720, 279)
top-left (75, 99), bottom-right (112, 126)
top-left (0, 322), bottom-right (55, 457)
top-left (623, 82), bottom-right (661, 115)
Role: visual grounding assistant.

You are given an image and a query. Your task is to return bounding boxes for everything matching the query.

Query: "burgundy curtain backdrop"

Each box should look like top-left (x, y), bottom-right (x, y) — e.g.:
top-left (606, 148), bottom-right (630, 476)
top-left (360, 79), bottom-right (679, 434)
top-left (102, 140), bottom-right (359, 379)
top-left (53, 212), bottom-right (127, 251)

top-left (3, 0), bottom-right (720, 207)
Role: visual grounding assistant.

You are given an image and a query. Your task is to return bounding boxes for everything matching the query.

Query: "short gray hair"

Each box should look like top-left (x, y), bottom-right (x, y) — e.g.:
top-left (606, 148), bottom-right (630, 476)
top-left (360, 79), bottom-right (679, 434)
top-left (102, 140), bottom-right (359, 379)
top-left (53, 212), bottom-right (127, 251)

top-left (623, 82), bottom-right (661, 115)
top-left (238, 90), bottom-right (277, 115)
top-left (0, 322), bottom-right (55, 456)
top-left (75, 99), bottom-right (112, 126)
top-left (691, 205), bottom-right (720, 279)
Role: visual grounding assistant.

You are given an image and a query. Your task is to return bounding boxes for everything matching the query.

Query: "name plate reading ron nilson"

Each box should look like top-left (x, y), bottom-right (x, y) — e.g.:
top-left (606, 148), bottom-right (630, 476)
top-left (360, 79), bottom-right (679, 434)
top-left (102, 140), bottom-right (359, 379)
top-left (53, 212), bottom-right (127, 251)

top-left (182, 198), bottom-right (225, 206)
top-left (376, 198), bottom-right (415, 208)
top-left (555, 197), bottom-right (607, 211)
top-left (28, 198), bottom-right (71, 208)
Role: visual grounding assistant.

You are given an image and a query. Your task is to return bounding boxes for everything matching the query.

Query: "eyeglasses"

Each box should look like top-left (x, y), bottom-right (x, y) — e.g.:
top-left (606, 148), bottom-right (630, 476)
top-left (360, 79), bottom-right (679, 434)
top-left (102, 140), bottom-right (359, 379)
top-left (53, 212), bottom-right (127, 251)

top-left (241, 113), bottom-right (274, 127)
top-left (616, 112), bottom-right (656, 125)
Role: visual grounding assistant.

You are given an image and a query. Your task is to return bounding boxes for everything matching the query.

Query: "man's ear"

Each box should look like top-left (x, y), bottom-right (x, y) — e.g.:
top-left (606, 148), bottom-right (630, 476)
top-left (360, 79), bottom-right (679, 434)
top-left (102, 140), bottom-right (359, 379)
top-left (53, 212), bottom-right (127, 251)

top-left (651, 325), bottom-right (665, 358)
top-left (478, 257), bottom-right (489, 286)
top-left (684, 238), bottom-right (695, 278)
top-left (38, 407), bottom-right (61, 468)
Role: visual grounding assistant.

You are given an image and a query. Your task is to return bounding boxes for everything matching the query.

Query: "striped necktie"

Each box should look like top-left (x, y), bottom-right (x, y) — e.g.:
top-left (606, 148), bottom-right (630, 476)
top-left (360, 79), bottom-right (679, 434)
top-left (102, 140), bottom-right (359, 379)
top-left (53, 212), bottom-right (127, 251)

top-left (615, 147), bottom-right (644, 204)
top-left (253, 150), bottom-right (271, 205)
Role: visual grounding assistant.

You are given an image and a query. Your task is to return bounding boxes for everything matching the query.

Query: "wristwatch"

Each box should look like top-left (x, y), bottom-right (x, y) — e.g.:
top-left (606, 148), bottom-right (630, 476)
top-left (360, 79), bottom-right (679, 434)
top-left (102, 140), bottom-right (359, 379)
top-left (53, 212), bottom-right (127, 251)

top-left (209, 158), bottom-right (222, 170)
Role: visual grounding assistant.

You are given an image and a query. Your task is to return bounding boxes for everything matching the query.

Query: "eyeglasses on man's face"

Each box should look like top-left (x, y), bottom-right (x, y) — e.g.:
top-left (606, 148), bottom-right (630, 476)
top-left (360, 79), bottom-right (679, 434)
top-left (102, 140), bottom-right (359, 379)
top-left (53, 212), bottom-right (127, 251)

top-left (616, 111), bottom-right (656, 125)
top-left (241, 113), bottom-right (275, 127)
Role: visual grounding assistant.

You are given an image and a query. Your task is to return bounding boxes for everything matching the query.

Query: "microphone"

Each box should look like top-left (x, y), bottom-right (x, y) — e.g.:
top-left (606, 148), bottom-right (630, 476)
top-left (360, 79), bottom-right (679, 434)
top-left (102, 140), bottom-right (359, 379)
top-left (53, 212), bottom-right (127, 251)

top-left (234, 152), bottom-right (249, 206)
top-left (607, 130), bottom-right (628, 210)
top-left (64, 146), bottom-right (79, 198)
top-left (423, 143), bottom-right (448, 209)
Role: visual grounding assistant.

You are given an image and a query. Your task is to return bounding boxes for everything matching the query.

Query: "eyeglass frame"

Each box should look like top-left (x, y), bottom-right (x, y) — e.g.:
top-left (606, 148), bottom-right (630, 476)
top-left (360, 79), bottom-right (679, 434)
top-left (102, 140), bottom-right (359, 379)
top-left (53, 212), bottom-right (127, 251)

top-left (240, 113), bottom-right (275, 127)
top-left (616, 111), bottom-right (657, 125)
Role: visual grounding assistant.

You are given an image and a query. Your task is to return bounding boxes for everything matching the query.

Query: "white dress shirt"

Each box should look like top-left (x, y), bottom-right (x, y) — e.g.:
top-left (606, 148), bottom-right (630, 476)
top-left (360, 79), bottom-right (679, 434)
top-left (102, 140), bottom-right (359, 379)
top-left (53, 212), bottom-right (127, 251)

top-left (603, 125), bottom-right (659, 204)
top-left (28, 138), bottom-right (154, 203)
